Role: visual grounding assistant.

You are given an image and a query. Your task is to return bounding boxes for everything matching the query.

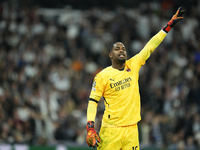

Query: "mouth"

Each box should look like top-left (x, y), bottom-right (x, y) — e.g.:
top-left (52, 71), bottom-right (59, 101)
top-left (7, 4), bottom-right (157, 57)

top-left (118, 54), bottom-right (125, 58)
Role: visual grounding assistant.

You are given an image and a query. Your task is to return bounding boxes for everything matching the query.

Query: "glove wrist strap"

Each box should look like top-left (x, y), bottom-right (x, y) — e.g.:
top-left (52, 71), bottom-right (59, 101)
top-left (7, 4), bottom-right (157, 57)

top-left (162, 25), bottom-right (171, 33)
top-left (86, 121), bottom-right (95, 132)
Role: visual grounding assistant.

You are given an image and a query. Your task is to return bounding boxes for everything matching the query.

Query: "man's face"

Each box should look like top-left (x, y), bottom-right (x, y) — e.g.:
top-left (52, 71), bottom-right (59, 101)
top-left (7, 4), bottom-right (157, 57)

top-left (109, 42), bottom-right (127, 64)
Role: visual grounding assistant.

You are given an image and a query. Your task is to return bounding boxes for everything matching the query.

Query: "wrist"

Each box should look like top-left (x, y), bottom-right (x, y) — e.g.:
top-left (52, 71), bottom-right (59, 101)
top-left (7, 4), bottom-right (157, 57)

top-left (162, 24), bottom-right (172, 33)
top-left (86, 121), bottom-right (95, 132)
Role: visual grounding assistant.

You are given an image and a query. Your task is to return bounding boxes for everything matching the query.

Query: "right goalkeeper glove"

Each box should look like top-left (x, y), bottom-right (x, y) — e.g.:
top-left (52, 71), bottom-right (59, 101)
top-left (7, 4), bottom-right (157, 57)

top-left (86, 121), bottom-right (101, 148)
top-left (162, 7), bottom-right (186, 33)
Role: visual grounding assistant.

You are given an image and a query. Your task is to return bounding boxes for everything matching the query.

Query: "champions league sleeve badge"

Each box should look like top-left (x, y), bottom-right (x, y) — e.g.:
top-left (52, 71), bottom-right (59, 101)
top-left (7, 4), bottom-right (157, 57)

top-left (92, 81), bottom-right (96, 91)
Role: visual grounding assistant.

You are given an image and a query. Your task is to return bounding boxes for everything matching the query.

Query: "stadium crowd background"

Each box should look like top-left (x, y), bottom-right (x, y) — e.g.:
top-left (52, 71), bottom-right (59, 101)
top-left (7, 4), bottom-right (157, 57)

top-left (0, 0), bottom-right (200, 149)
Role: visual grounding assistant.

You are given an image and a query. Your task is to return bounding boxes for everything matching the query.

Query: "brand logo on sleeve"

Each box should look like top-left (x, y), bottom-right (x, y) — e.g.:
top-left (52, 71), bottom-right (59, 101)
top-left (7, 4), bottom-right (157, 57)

top-left (92, 81), bottom-right (96, 91)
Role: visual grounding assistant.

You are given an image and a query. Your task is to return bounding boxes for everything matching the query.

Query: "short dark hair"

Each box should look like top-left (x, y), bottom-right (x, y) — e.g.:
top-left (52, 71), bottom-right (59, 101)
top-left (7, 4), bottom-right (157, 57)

top-left (108, 43), bottom-right (115, 52)
top-left (109, 42), bottom-right (125, 53)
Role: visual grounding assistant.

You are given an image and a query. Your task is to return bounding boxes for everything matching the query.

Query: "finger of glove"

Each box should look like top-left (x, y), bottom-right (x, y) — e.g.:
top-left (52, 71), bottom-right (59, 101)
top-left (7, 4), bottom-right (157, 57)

top-left (173, 7), bottom-right (185, 18)
top-left (86, 134), bottom-right (96, 147)
top-left (173, 18), bottom-right (183, 24)
top-left (88, 136), bottom-right (98, 146)
top-left (86, 141), bottom-right (92, 147)
top-left (86, 138), bottom-right (93, 147)
top-left (172, 14), bottom-right (184, 20)
top-left (170, 18), bottom-right (183, 27)
top-left (177, 7), bottom-right (186, 17)
top-left (91, 139), bottom-right (98, 148)
top-left (92, 134), bottom-right (101, 146)
top-left (86, 139), bottom-right (97, 147)
top-left (91, 135), bottom-right (101, 148)
top-left (174, 7), bottom-right (180, 17)
top-left (92, 139), bottom-right (100, 148)
top-left (95, 134), bottom-right (101, 142)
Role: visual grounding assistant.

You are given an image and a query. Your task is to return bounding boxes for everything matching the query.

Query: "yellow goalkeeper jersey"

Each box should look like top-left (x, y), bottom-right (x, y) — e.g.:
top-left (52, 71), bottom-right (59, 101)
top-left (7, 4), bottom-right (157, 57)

top-left (89, 30), bottom-right (166, 127)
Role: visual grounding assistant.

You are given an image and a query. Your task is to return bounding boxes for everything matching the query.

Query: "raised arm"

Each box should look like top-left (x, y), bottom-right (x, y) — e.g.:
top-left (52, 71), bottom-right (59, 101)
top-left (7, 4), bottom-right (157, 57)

top-left (139, 7), bottom-right (186, 63)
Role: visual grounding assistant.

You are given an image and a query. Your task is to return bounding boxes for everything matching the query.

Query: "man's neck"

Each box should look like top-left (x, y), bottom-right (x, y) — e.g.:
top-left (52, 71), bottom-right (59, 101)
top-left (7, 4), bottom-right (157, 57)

top-left (112, 63), bottom-right (125, 70)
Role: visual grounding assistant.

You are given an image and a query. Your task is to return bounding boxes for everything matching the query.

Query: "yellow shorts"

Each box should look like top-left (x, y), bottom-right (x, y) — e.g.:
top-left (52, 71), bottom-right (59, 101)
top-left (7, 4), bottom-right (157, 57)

top-left (97, 124), bottom-right (140, 150)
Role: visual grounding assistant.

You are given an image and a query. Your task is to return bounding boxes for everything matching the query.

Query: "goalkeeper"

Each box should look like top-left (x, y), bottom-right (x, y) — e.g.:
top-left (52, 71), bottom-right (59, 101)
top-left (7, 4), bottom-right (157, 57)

top-left (86, 7), bottom-right (186, 150)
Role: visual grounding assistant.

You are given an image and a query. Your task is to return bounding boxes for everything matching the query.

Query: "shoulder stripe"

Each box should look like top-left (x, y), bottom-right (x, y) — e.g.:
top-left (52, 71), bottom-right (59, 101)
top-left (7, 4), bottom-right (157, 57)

top-left (103, 97), bottom-right (109, 107)
top-left (89, 98), bottom-right (99, 103)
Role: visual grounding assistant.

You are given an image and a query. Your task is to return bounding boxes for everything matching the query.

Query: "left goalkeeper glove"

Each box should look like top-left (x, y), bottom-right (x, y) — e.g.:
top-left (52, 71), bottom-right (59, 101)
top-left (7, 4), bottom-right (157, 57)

top-left (86, 121), bottom-right (101, 148)
top-left (162, 7), bottom-right (186, 33)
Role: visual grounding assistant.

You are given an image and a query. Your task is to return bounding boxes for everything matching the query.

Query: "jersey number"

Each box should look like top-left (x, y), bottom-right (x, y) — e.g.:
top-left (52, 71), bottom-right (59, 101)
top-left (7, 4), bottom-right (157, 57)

top-left (132, 146), bottom-right (138, 150)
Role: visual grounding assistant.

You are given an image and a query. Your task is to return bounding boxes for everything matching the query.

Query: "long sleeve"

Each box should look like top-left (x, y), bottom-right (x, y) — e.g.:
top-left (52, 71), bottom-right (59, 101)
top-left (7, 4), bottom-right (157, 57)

top-left (139, 30), bottom-right (167, 64)
top-left (87, 101), bottom-right (98, 121)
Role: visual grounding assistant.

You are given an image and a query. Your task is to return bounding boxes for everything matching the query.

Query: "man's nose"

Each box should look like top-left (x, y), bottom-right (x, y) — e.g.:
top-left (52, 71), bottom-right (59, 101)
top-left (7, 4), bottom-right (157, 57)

top-left (119, 48), bottom-right (124, 52)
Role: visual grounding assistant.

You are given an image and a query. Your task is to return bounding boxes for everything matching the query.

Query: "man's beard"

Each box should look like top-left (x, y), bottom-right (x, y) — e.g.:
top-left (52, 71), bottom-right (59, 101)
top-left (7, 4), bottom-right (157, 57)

top-left (117, 58), bottom-right (126, 64)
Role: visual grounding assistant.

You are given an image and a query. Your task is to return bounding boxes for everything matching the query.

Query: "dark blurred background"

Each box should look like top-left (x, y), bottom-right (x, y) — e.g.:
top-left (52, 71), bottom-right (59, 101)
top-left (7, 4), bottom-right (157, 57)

top-left (0, 0), bottom-right (200, 150)
top-left (1, 0), bottom-right (198, 10)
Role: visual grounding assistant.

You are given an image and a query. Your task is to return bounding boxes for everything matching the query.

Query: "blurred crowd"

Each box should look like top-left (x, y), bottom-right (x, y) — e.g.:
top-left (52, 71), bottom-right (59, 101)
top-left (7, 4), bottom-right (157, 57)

top-left (0, 0), bottom-right (200, 149)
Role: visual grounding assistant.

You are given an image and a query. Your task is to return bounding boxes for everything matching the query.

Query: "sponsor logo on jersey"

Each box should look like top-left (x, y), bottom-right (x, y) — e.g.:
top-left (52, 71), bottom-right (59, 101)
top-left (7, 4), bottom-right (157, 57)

top-left (110, 77), bottom-right (132, 89)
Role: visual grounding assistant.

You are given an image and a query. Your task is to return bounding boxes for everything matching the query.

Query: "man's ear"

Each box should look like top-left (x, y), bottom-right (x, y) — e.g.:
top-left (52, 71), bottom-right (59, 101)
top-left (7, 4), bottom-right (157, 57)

top-left (109, 52), bottom-right (112, 59)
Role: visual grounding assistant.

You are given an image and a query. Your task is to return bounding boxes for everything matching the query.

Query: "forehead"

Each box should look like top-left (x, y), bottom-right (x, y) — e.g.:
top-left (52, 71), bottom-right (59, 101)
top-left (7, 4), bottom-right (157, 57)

top-left (113, 42), bottom-right (125, 48)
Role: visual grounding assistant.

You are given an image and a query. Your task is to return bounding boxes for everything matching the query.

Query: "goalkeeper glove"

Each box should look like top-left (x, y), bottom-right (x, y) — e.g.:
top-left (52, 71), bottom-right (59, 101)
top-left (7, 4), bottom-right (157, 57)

top-left (162, 7), bottom-right (186, 33)
top-left (86, 121), bottom-right (101, 148)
